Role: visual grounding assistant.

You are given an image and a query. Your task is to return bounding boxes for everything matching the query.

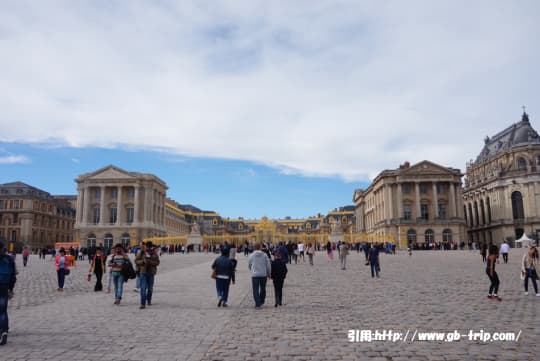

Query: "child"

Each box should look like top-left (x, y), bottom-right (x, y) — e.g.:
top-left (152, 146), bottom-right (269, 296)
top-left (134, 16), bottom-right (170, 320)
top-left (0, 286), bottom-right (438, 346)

top-left (271, 252), bottom-right (288, 307)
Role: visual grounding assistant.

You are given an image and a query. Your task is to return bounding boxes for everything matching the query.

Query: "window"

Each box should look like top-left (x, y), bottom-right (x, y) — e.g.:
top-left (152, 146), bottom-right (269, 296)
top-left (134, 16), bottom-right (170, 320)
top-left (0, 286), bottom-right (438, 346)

top-left (442, 229), bottom-right (452, 242)
top-left (342, 216), bottom-right (348, 224)
top-left (104, 233), bottom-right (114, 250)
top-left (464, 205), bottom-right (467, 225)
top-left (402, 184), bottom-right (411, 194)
top-left (94, 188), bottom-right (101, 200)
top-left (121, 233), bottom-right (130, 248)
top-left (425, 229), bottom-right (434, 243)
top-left (420, 184), bottom-right (428, 194)
top-left (511, 191), bottom-right (524, 220)
top-left (93, 207), bottom-right (100, 224)
top-left (438, 204), bottom-right (446, 219)
top-left (0, 200), bottom-right (3, 209)
top-left (126, 207), bottom-right (134, 223)
top-left (480, 199), bottom-right (486, 224)
top-left (109, 207), bottom-right (117, 223)
top-left (13, 214), bottom-right (18, 224)
top-left (111, 188), bottom-right (118, 199)
top-left (468, 204), bottom-right (473, 227)
top-left (436, 183), bottom-right (447, 194)
top-left (407, 229), bottom-right (417, 244)
top-left (486, 197), bottom-right (492, 224)
top-left (517, 157), bottom-right (527, 171)
top-left (13, 200), bottom-right (19, 209)
top-left (474, 202), bottom-right (479, 226)
top-left (421, 204), bottom-right (429, 220)
top-left (403, 205), bottom-right (412, 220)
top-left (127, 188), bottom-right (135, 199)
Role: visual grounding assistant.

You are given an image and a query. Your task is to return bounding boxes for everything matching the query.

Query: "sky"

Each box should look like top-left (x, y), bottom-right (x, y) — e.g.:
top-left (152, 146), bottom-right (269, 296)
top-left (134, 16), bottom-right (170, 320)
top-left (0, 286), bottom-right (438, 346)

top-left (1, 1), bottom-right (539, 218)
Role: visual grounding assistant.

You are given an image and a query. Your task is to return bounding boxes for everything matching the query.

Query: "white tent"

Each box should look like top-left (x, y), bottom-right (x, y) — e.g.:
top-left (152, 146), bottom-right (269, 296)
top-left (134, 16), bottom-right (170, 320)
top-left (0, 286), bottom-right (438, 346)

top-left (515, 234), bottom-right (535, 248)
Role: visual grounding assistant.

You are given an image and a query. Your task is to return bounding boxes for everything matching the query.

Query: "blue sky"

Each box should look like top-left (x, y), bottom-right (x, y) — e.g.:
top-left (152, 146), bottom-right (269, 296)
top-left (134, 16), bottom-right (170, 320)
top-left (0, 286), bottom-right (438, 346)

top-left (0, 142), bottom-right (359, 219)
top-left (1, 1), bottom-right (539, 218)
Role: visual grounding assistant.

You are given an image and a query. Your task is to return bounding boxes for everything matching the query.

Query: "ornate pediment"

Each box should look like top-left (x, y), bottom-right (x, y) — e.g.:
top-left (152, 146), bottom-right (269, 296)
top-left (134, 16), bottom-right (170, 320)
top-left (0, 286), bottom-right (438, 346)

top-left (399, 161), bottom-right (458, 177)
top-left (84, 165), bottom-right (136, 180)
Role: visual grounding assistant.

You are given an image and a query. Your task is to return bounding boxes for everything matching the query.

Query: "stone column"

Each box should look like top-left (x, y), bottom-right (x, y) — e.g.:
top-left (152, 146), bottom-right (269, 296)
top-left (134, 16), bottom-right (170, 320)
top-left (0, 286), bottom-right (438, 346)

top-left (449, 182), bottom-right (456, 218)
top-left (116, 185), bottom-right (122, 225)
top-left (432, 183), bottom-right (438, 219)
top-left (457, 187), bottom-right (465, 218)
top-left (415, 182), bottom-right (421, 219)
top-left (82, 186), bottom-right (89, 225)
top-left (75, 186), bottom-right (82, 223)
top-left (144, 185), bottom-right (152, 223)
top-left (397, 183), bottom-right (403, 218)
top-left (134, 185), bottom-right (140, 224)
top-left (99, 185), bottom-right (105, 225)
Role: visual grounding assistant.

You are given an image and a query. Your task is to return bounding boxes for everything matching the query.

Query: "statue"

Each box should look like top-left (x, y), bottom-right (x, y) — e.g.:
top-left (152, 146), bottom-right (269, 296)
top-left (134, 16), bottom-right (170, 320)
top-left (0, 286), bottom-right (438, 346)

top-left (190, 221), bottom-right (200, 234)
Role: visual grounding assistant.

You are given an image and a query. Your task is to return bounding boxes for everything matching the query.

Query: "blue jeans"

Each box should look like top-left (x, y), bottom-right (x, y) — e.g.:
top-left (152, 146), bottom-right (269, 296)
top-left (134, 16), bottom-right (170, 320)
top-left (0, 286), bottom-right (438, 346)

top-left (0, 286), bottom-right (8, 332)
top-left (112, 271), bottom-right (124, 300)
top-left (215, 278), bottom-right (230, 303)
top-left (370, 262), bottom-right (380, 278)
top-left (136, 273), bottom-right (141, 289)
top-left (140, 273), bottom-right (155, 306)
top-left (251, 277), bottom-right (267, 307)
top-left (57, 269), bottom-right (66, 289)
top-left (524, 268), bottom-right (538, 293)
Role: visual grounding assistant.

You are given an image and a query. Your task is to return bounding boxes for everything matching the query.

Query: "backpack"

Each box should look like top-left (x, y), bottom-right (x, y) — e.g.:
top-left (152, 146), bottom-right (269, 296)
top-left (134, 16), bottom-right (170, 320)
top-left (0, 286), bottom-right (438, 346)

top-left (0, 256), bottom-right (13, 285)
top-left (121, 258), bottom-right (137, 280)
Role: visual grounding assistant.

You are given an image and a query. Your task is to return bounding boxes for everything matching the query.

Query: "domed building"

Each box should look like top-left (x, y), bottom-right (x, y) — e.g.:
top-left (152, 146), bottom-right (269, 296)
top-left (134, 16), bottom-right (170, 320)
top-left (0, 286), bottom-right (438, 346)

top-left (463, 111), bottom-right (540, 245)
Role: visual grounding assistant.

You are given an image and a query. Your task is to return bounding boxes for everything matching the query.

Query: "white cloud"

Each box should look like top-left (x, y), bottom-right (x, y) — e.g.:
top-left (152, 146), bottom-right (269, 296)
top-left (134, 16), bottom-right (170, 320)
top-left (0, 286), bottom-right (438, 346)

top-left (0, 155), bottom-right (30, 164)
top-left (0, 1), bottom-right (539, 181)
top-left (71, 158), bottom-right (80, 164)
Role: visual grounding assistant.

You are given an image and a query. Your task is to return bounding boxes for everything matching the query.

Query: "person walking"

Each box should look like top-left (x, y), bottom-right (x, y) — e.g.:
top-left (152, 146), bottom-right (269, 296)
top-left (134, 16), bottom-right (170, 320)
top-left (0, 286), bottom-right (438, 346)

top-left (486, 245), bottom-right (501, 301)
top-left (211, 247), bottom-right (235, 307)
top-left (105, 248), bottom-right (115, 294)
top-left (135, 242), bottom-right (160, 309)
top-left (367, 244), bottom-right (380, 278)
top-left (500, 241), bottom-right (510, 264)
top-left (109, 244), bottom-right (129, 305)
top-left (0, 242), bottom-right (16, 346)
top-left (306, 243), bottom-right (315, 266)
top-left (55, 248), bottom-right (70, 292)
top-left (338, 242), bottom-right (349, 270)
top-left (22, 247), bottom-right (29, 267)
top-left (271, 251), bottom-right (287, 307)
top-left (521, 245), bottom-right (539, 296)
top-left (248, 243), bottom-right (271, 308)
top-left (480, 243), bottom-right (487, 263)
top-left (326, 241), bottom-right (334, 261)
top-left (88, 247), bottom-right (106, 292)
top-left (298, 243), bottom-right (305, 262)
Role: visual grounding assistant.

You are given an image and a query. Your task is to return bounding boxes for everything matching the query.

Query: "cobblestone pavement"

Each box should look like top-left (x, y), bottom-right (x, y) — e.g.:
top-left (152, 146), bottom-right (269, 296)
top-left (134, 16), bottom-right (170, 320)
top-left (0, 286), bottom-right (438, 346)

top-left (2, 251), bottom-right (539, 360)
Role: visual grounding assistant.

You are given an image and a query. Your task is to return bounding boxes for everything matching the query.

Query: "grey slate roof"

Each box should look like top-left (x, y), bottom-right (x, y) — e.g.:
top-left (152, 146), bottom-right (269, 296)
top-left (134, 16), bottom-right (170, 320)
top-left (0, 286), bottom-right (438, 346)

top-left (475, 112), bottom-right (540, 164)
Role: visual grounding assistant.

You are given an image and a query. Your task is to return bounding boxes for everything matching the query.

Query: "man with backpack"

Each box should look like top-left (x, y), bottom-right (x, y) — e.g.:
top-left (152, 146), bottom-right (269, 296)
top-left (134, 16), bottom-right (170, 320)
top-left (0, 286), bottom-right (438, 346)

top-left (0, 241), bottom-right (17, 345)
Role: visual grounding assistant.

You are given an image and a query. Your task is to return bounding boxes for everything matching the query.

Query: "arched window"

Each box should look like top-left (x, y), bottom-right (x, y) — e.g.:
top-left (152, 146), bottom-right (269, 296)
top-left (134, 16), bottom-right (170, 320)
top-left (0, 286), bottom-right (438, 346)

top-left (474, 202), bottom-right (479, 226)
top-left (87, 233), bottom-right (96, 248)
top-left (468, 204), bottom-right (473, 227)
top-left (104, 233), bottom-right (114, 250)
top-left (486, 197), bottom-right (492, 224)
top-left (407, 229), bottom-right (417, 245)
top-left (442, 229), bottom-right (452, 242)
top-left (517, 157), bottom-right (527, 171)
top-left (424, 229), bottom-right (434, 243)
top-left (480, 199), bottom-right (486, 225)
top-left (511, 191), bottom-right (524, 219)
top-left (121, 233), bottom-right (130, 249)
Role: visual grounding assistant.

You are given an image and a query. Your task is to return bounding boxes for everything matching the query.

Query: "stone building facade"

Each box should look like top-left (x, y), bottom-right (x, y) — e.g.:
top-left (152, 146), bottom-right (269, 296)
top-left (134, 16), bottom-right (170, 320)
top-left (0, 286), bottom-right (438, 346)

top-left (74, 165), bottom-right (168, 248)
top-left (353, 161), bottom-right (467, 247)
top-left (0, 182), bottom-right (76, 249)
top-left (165, 198), bottom-right (191, 237)
top-left (463, 111), bottom-right (540, 245)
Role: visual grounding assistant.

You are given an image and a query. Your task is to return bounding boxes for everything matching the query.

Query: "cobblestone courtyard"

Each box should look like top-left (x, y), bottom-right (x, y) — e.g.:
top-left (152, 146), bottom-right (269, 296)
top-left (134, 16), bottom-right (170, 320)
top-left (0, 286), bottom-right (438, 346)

top-left (2, 250), bottom-right (539, 360)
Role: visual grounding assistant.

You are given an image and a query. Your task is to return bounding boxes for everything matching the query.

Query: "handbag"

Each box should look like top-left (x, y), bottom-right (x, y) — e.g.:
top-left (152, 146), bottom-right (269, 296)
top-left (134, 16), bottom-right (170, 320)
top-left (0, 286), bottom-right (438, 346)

top-left (211, 269), bottom-right (217, 279)
top-left (64, 269), bottom-right (70, 276)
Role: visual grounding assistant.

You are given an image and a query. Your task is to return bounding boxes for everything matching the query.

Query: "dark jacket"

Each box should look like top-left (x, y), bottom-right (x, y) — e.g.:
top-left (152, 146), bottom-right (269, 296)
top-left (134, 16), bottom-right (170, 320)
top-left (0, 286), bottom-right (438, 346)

top-left (271, 259), bottom-right (288, 281)
top-left (0, 253), bottom-right (17, 291)
top-left (212, 255), bottom-right (234, 280)
top-left (135, 250), bottom-right (160, 275)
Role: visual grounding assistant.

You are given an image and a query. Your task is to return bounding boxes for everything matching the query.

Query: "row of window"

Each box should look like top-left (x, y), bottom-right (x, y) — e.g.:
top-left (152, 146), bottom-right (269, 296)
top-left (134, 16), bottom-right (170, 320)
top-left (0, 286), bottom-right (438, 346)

top-left (403, 204), bottom-right (447, 220)
top-left (402, 183), bottom-right (450, 195)
top-left (406, 228), bottom-right (453, 243)
top-left (86, 233), bottom-right (131, 249)
top-left (90, 207), bottom-right (135, 224)
top-left (465, 191), bottom-right (524, 227)
top-left (91, 188), bottom-right (136, 200)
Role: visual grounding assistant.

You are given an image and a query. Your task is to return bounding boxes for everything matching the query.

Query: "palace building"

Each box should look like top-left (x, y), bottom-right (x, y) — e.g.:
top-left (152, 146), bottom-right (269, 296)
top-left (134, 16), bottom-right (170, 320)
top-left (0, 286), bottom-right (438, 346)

top-left (74, 165), bottom-right (168, 248)
top-left (463, 111), bottom-right (540, 245)
top-left (353, 161), bottom-right (467, 247)
top-left (0, 182), bottom-right (76, 250)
